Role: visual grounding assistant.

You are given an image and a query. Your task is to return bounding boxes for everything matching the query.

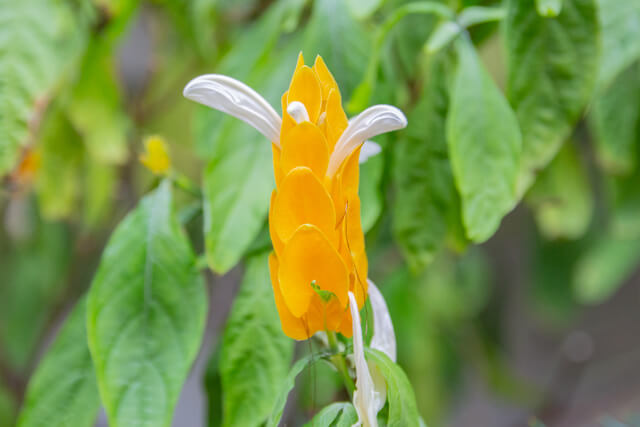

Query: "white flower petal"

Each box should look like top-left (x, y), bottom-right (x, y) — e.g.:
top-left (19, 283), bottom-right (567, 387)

top-left (368, 280), bottom-right (397, 362)
top-left (350, 292), bottom-right (381, 427)
top-left (183, 74), bottom-right (282, 144)
top-left (358, 141), bottom-right (382, 164)
top-left (287, 101), bottom-right (310, 123)
top-left (328, 105), bottom-right (407, 176)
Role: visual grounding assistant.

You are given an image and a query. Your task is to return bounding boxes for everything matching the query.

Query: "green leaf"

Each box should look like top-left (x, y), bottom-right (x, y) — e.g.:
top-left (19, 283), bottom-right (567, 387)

top-left (360, 151), bottom-right (384, 233)
top-left (0, 0), bottom-right (93, 175)
top-left (589, 62), bottom-right (640, 174)
top-left (596, 0), bottom-right (640, 88)
top-left (17, 298), bottom-right (100, 427)
top-left (303, 402), bottom-right (358, 427)
top-left (35, 109), bottom-right (83, 220)
top-left (267, 353), bottom-right (325, 427)
top-left (83, 158), bottom-right (118, 228)
top-left (526, 141), bottom-right (593, 240)
top-left (0, 382), bottom-right (16, 426)
top-left (219, 252), bottom-right (294, 427)
top-left (609, 169), bottom-right (640, 239)
top-left (303, 0), bottom-right (371, 98)
top-left (457, 6), bottom-right (507, 28)
top-left (67, 41), bottom-right (129, 165)
top-left (425, 22), bottom-right (461, 54)
top-left (574, 236), bottom-right (640, 304)
top-left (393, 51), bottom-right (463, 271)
top-left (536, 0), bottom-right (563, 16)
top-left (447, 38), bottom-right (521, 242)
top-left (366, 348), bottom-right (421, 427)
top-left (505, 0), bottom-right (599, 193)
top-left (86, 181), bottom-right (207, 427)
top-left (0, 211), bottom-right (71, 370)
top-left (346, 0), bottom-right (384, 20)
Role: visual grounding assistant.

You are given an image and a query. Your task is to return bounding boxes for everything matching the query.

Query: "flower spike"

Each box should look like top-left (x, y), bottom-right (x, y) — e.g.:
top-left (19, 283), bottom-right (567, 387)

top-left (183, 74), bottom-right (282, 144)
top-left (184, 55), bottom-right (407, 340)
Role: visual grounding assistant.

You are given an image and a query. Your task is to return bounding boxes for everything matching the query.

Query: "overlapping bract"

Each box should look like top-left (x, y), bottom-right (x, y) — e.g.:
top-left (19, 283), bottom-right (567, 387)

top-left (269, 54), bottom-right (368, 339)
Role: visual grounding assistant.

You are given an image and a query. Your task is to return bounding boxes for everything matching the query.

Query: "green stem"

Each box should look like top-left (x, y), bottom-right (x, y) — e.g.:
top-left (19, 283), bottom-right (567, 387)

top-left (327, 331), bottom-right (356, 396)
top-left (170, 172), bottom-right (202, 198)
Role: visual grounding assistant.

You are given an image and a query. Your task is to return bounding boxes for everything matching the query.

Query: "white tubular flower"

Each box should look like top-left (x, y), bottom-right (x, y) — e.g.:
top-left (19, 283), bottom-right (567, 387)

top-left (368, 280), bottom-right (396, 362)
top-left (183, 74), bottom-right (282, 144)
top-left (358, 141), bottom-right (382, 164)
top-left (286, 101), bottom-right (310, 123)
top-left (327, 105), bottom-right (407, 176)
top-left (349, 292), bottom-right (385, 427)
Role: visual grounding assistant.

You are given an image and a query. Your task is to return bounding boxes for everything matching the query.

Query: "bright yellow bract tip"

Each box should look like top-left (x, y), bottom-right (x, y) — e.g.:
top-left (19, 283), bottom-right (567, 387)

top-left (140, 136), bottom-right (171, 175)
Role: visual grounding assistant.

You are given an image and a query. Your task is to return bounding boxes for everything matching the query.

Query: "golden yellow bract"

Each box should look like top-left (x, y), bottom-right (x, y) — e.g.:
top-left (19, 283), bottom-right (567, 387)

top-left (268, 54), bottom-right (368, 340)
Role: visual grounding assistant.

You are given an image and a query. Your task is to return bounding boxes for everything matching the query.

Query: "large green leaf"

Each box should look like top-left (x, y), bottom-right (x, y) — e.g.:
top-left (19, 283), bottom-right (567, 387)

top-left (219, 252), bottom-right (293, 427)
top-left (526, 141), bottom-right (593, 240)
top-left (596, 0), bottom-right (640, 88)
top-left (589, 63), bottom-right (640, 174)
top-left (303, 402), bottom-right (357, 427)
top-left (366, 348), bottom-right (420, 427)
top-left (0, 0), bottom-right (93, 175)
top-left (86, 181), bottom-right (207, 427)
top-left (303, 0), bottom-right (371, 98)
top-left (17, 298), bottom-right (99, 427)
top-left (574, 236), bottom-right (640, 304)
top-left (505, 0), bottom-right (599, 193)
top-left (393, 51), bottom-right (463, 271)
top-left (447, 38), bottom-right (521, 243)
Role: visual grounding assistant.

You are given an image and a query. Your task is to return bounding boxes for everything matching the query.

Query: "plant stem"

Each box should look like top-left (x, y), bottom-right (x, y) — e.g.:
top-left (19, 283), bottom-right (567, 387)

top-left (326, 331), bottom-right (356, 396)
top-left (170, 172), bottom-right (202, 198)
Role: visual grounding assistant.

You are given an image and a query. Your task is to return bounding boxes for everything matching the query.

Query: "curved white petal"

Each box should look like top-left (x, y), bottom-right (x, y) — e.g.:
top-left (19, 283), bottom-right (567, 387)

top-left (350, 292), bottom-right (383, 427)
top-left (183, 74), bottom-right (282, 144)
top-left (328, 105), bottom-right (407, 176)
top-left (359, 141), bottom-right (382, 164)
top-left (368, 280), bottom-right (396, 362)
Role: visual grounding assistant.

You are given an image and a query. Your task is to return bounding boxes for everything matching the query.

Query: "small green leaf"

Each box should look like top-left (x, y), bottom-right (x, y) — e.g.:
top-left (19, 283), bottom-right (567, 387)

top-left (536, 0), bottom-right (563, 16)
top-left (219, 252), bottom-right (294, 427)
top-left (589, 62), bottom-right (640, 174)
top-left (425, 21), bottom-right (461, 54)
top-left (596, 0), bottom-right (640, 88)
top-left (267, 353), bottom-right (327, 427)
top-left (365, 348), bottom-right (421, 427)
top-left (17, 298), bottom-right (100, 427)
top-left (457, 6), bottom-right (507, 27)
top-left (447, 38), bottom-right (521, 242)
top-left (574, 236), bottom-right (640, 304)
top-left (303, 402), bottom-right (358, 427)
top-left (526, 142), bottom-right (593, 240)
top-left (609, 169), bottom-right (640, 239)
top-left (393, 51), bottom-right (464, 271)
top-left (87, 181), bottom-right (207, 427)
top-left (505, 0), bottom-right (599, 193)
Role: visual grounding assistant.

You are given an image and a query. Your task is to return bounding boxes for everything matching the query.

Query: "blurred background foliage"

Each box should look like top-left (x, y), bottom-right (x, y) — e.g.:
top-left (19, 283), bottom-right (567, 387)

top-left (2, 0), bottom-right (640, 425)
